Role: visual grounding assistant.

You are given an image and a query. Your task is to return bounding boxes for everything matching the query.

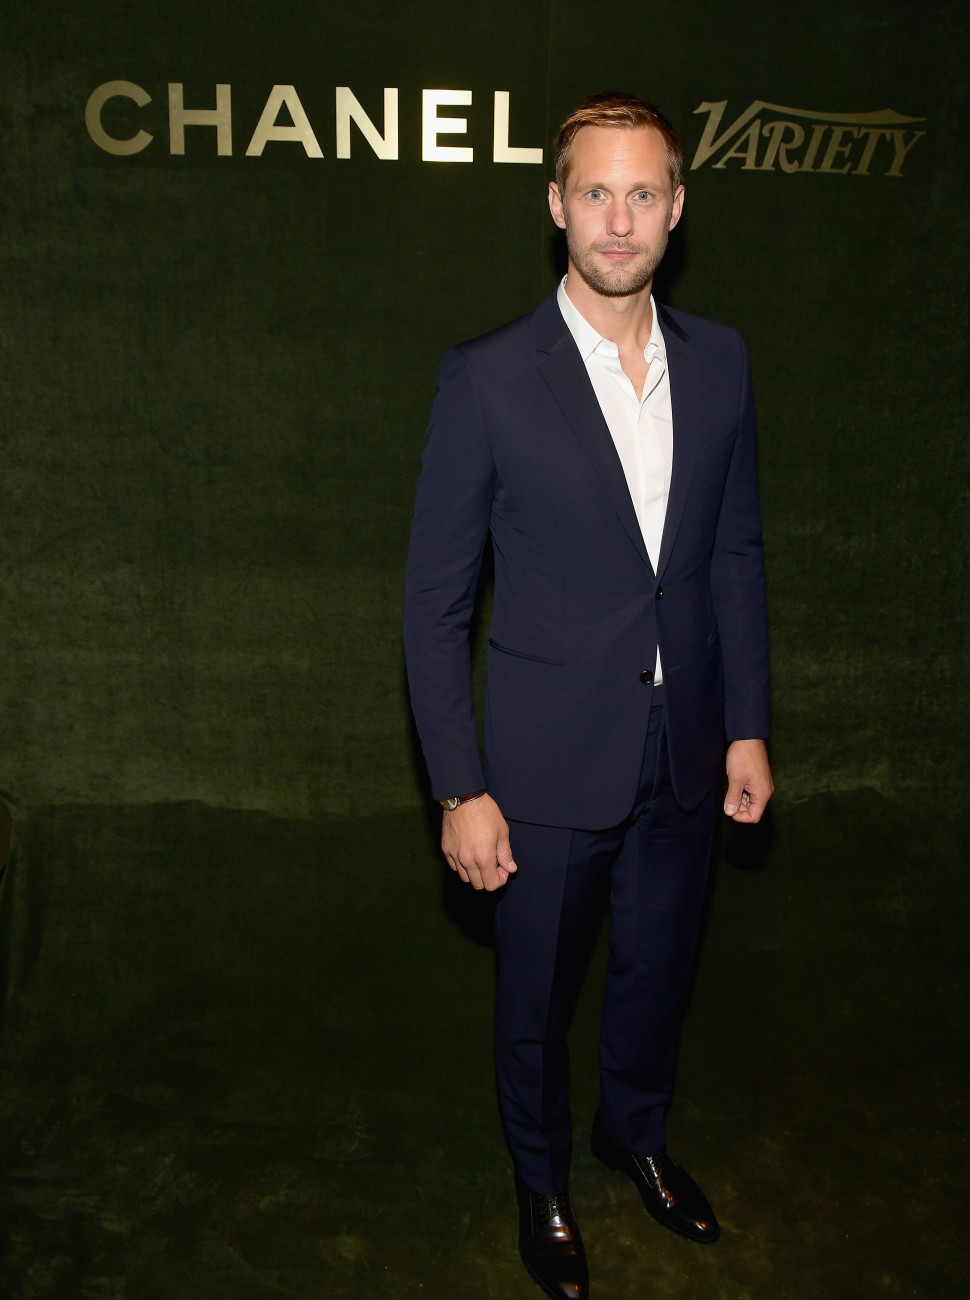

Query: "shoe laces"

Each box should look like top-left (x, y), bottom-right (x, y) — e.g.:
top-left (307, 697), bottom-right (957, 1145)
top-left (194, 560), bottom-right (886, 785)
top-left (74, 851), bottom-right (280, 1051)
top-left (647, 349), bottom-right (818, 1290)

top-left (537, 1191), bottom-right (572, 1224)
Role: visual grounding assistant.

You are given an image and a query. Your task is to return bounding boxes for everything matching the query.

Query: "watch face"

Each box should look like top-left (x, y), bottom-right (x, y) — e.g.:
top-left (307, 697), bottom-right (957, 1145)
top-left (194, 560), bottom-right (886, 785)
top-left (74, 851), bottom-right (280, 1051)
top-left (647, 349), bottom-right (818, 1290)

top-left (440, 797), bottom-right (460, 811)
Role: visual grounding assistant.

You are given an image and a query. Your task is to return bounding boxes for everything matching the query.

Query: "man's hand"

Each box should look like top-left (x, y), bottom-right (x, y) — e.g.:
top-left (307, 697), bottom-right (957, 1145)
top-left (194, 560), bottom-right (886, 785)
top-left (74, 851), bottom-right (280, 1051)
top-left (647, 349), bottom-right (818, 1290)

top-left (441, 793), bottom-right (517, 892)
top-left (724, 739), bottom-right (774, 823)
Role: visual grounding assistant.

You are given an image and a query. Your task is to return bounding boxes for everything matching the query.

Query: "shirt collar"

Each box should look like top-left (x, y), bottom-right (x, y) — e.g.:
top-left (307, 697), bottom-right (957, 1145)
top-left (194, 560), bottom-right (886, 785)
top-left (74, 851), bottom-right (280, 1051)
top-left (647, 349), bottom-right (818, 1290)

top-left (556, 275), bottom-right (666, 364)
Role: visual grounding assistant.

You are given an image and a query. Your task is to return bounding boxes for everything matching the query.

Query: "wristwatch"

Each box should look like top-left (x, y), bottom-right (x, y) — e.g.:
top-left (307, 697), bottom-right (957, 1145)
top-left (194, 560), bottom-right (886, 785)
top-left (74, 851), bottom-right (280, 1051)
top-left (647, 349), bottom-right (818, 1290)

top-left (439, 789), bottom-right (487, 811)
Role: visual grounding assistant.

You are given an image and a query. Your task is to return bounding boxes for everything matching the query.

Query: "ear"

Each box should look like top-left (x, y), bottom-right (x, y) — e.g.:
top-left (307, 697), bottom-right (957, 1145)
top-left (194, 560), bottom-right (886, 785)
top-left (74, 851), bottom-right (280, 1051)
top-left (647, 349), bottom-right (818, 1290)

top-left (668, 184), bottom-right (685, 232)
top-left (548, 181), bottom-right (567, 230)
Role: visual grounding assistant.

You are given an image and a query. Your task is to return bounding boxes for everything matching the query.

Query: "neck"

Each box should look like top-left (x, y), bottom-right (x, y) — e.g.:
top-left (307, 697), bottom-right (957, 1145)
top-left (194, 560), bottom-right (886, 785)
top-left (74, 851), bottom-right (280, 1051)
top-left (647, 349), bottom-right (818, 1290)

top-left (563, 270), bottom-right (655, 348)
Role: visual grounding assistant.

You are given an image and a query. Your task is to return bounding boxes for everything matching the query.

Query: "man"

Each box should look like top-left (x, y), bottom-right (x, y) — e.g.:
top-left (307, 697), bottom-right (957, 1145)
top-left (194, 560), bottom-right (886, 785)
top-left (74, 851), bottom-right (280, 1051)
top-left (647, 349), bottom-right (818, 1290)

top-left (404, 92), bottom-right (772, 1300)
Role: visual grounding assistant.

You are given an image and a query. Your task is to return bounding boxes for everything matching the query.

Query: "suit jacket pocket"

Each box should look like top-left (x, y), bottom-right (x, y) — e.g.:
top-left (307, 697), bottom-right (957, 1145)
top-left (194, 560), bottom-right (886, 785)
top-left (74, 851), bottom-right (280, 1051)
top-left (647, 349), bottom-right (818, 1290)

top-left (488, 637), bottom-right (567, 667)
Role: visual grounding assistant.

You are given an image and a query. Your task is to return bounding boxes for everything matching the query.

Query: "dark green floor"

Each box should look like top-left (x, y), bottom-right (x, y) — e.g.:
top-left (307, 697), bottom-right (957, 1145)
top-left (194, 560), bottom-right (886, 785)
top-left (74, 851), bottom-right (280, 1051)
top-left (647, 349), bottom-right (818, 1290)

top-left (0, 794), bottom-right (966, 1298)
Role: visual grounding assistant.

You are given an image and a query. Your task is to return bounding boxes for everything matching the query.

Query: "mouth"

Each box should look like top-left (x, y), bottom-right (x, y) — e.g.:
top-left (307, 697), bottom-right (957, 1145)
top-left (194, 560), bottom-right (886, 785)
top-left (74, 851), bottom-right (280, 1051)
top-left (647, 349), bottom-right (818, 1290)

top-left (598, 247), bottom-right (640, 261)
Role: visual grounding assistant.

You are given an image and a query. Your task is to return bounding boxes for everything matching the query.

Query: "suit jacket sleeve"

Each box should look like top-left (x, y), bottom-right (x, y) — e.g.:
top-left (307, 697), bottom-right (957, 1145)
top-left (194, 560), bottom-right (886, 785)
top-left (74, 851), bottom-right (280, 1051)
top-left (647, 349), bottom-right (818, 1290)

top-left (710, 332), bottom-right (771, 742)
top-left (403, 346), bottom-right (495, 800)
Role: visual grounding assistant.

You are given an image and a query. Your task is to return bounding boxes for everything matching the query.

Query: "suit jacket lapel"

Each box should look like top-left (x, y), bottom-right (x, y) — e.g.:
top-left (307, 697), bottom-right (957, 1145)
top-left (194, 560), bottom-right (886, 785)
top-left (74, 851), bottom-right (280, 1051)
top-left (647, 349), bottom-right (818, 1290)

top-left (656, 305), bottom-right (698, 579)
top-left (533, 294), bottom-right (652, 572)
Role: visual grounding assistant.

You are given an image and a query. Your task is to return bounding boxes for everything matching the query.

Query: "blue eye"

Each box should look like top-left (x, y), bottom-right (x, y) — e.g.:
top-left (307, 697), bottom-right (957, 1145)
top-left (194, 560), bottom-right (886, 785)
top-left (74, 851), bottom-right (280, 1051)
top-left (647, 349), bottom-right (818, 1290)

top-left (588, 189), bottom-right (604, 200)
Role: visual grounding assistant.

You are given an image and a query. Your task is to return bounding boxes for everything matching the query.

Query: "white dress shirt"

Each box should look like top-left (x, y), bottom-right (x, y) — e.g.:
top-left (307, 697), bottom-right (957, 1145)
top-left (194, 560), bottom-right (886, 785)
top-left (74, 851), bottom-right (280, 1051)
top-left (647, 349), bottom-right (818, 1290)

top-left (556, 276), bottom-right (672, 681)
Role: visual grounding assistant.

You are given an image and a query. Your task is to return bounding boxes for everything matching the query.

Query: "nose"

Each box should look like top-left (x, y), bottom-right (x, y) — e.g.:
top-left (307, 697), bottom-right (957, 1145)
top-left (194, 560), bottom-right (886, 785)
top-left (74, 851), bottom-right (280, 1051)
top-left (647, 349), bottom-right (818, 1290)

top-left (607, 200), bottom-right (633, 238)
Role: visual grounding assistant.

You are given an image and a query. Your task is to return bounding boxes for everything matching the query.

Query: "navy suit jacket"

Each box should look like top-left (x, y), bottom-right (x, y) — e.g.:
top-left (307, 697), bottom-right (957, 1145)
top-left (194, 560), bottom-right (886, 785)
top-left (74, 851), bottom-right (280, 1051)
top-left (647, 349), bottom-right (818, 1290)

top-left (404, 291), bottom-right (770, 830)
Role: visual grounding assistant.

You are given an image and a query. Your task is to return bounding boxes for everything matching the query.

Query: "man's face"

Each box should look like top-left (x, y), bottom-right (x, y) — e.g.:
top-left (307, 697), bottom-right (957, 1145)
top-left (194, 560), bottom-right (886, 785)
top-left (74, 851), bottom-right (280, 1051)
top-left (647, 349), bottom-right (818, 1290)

top-left (548, 125), bottom-right (685, 298)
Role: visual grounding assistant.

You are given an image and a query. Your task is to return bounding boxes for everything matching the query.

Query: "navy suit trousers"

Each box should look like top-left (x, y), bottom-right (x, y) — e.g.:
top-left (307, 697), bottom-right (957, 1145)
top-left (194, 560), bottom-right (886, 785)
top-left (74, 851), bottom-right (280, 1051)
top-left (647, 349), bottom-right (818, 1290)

top-left (493, 690), bottom-right (716, 1195)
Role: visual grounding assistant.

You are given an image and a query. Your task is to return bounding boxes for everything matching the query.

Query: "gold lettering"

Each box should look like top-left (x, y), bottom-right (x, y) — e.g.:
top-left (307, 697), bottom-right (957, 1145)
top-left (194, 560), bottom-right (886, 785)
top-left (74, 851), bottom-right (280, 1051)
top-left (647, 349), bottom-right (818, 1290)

top-left (799, 124), bottom-right (827, 172)
top-left (85, 80), bottom-right (153, 155)
top-left (818, 125), bottom-right (859, 174)
top-left (422, 90), bottom-right (473, 162)
top-left (886, 129), bottom-right (925, 177)
top-left (493, 91), bottom-right (542, 164)
top-left (246, 85), bottom-right (323, 157)
top-left (335, 87), bottom-right (398, 160)
top-left (168, 83), bottom-right (232, 156)
top-left (853, 128), bottom-right (890, 175)
top-left (690, 100), bottom-right (763, 169)
top-left (712, 120), bottom-right (761, 169)
top-left (691, 100), bottom-right (925, 172)
top-left (759, 120), bottom-right (806, 172)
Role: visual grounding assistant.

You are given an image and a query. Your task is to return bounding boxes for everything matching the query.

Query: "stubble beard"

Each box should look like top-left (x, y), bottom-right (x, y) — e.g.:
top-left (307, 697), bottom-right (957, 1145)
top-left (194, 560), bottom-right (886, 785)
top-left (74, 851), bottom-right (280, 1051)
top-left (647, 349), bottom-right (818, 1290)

top-left (567, 228), bottom-right (669, 298)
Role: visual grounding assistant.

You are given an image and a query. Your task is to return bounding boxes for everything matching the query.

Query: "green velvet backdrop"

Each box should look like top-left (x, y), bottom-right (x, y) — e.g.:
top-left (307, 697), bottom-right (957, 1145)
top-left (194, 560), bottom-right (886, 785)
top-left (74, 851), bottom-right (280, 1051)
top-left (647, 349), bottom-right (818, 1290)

top-left (3, 0), bottom-right (966, 819)
top-left (2, 5), bottom-right (969, 1295)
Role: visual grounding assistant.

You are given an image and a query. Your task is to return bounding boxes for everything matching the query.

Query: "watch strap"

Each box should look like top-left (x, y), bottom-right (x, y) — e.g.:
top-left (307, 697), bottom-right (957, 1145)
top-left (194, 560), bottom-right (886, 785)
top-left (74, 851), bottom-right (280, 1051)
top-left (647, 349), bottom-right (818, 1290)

top-left (439, 789), bottom-right (487, 811)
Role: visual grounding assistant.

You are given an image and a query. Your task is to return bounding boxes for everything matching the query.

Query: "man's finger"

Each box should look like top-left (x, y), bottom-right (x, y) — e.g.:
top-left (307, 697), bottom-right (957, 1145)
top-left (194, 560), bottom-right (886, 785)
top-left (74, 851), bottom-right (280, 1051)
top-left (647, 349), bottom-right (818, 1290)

top-left (497, 832), bottom-right (517, 875)
top-left (724, 778), bottom-right (745, 816)
top-left (465, 862), bottom-right (486, 890)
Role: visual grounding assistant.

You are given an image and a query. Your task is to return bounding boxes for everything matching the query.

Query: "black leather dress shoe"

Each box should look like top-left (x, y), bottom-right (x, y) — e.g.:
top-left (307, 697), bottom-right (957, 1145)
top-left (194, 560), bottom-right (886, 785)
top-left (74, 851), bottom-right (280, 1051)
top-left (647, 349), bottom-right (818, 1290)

top-left (516, 1174), bottom-right (589, 1300)
top-left (591, 1111), bottom-right (720, 1244)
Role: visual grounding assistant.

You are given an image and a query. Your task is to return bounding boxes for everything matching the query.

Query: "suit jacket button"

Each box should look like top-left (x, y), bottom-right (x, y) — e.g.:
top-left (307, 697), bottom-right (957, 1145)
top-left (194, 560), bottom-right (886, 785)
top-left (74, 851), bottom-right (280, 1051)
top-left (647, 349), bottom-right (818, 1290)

top-left (639, 668), bottom-right (654, 684)
top-left (655, 586), bottom-right (664, 599)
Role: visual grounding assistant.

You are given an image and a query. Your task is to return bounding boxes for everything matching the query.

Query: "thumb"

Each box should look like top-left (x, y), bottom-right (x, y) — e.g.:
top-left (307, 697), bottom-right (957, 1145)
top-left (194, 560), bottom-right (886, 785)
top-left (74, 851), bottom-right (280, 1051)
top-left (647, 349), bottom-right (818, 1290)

top-left (497, 831), bottom-right (517, 874)
top-left (724, 777), bottom-right (745, 817)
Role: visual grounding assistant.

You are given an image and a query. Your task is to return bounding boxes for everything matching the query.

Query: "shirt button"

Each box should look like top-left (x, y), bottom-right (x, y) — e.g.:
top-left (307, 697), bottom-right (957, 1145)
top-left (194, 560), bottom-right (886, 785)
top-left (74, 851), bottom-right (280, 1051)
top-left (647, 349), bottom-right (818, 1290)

top-left (639, 668), bottom-right (654, 685)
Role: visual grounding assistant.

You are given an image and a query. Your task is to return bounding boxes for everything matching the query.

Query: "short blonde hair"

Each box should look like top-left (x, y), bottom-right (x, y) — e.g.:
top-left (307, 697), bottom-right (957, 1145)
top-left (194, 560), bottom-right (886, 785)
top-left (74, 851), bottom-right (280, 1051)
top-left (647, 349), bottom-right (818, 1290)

top-left (554, 92), bottom-right (683, 194)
